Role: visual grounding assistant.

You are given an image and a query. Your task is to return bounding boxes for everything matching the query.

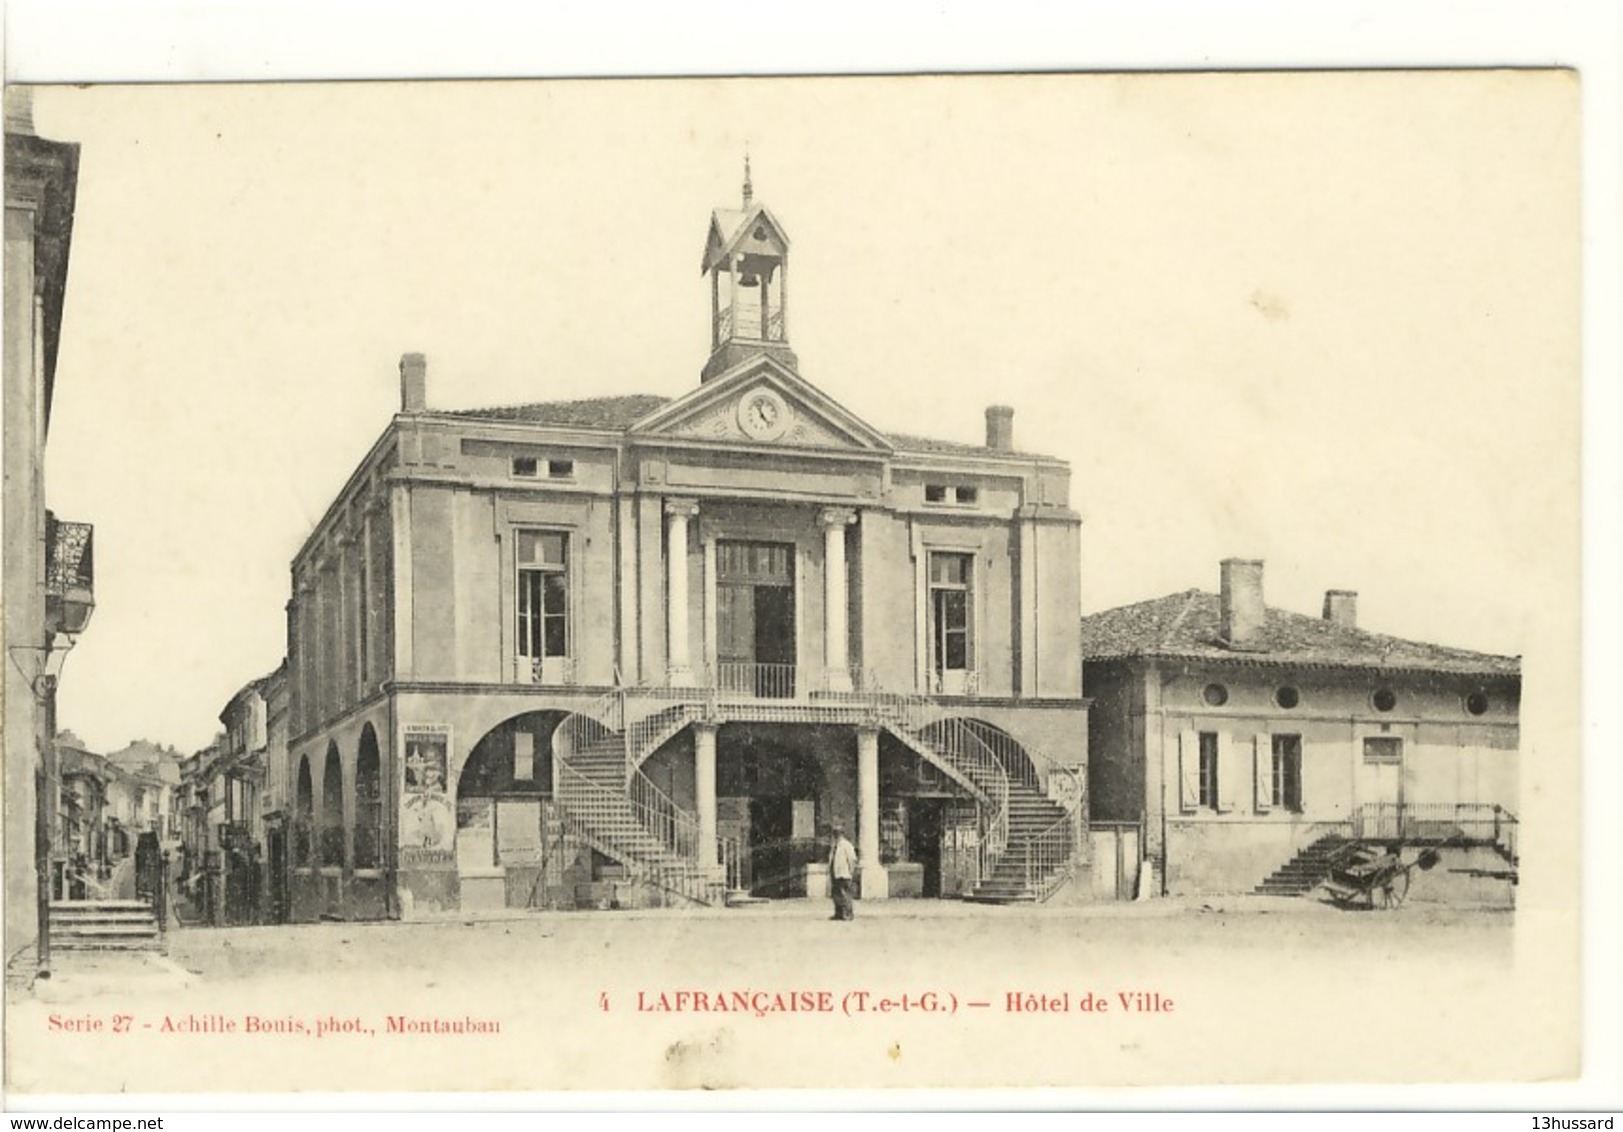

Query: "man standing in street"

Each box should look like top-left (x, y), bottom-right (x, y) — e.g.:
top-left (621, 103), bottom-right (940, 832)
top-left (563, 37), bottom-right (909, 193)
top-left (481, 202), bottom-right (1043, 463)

top-left (829, 821), bottom-right (857, 921)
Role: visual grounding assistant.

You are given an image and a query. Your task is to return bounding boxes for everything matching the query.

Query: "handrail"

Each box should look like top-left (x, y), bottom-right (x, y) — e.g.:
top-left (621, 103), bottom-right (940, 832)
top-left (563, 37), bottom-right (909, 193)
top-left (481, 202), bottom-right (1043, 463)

top-left (554, 758), bottom-right (724, 905)
top-left (555, 669), bottom-right (1100, 902)
top-left (1353, 801), bottom-right (1517, 846)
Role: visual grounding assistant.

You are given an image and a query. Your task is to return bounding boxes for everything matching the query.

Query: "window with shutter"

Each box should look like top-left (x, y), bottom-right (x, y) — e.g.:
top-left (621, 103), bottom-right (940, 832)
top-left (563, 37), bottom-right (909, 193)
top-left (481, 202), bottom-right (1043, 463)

top-left (1178, 730), bottom-right (1200, 813)
top-left (1273, 735), bottom-right (1303, 812)
top-left (1215, 732), bottom-right (1236, 812)
top-left (1253, 733), bottom-right (1273, 812)
top-left (1197, 731), bottom-right (1219, 810)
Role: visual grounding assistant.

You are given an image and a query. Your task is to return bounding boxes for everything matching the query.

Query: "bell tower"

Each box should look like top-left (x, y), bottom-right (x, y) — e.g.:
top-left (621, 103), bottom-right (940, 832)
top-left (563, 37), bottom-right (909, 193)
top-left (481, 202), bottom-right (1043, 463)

top-left (700, 156), bottom-right (798, 381)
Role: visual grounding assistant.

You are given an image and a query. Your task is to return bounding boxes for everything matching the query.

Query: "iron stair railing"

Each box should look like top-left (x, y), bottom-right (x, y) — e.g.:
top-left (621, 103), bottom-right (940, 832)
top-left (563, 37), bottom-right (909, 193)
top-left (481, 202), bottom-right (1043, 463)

top-left (553, 689), bottom-right (734, 905)
top-left (962, 723), bottom-right (1087, 900)
top-left (552, 666), bottom-right (1092, 904)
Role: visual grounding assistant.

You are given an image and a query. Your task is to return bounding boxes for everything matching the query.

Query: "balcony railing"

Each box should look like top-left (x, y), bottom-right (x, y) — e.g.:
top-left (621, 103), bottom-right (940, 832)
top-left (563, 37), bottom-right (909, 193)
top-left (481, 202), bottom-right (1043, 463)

top-left (517, 654), bottom-right (578, 686)
top-left (716, 306), bottom-right (787, 343)
top-left (715, 661), bottom-right (796, 700)
top-left (45, 513), bottom-right (94, 635)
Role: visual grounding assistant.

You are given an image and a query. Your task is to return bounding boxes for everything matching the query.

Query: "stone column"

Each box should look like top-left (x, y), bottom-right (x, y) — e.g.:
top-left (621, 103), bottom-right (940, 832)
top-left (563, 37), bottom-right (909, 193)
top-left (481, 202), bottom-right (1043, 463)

top-left (664, 498), bottom-right (699, 685)
top-left (694, 723), bottom-right (718, 873)
top-left (820, 508), bottom-right (857, 692)
top-left (857, 725), bottom-right (887, 900)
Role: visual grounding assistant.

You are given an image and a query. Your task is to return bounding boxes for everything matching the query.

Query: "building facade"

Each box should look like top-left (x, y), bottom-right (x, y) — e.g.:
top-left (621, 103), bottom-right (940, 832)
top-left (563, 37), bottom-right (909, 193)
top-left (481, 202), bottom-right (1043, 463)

top-left (283, 175), bottom-right (1088, 921)
top-left (258, 664), bottom-right (292, 923)
top-left (54, 738), bottom-right (110, 897)
top-left (4, 90), bottom-right (91, 963)
top-left (1082, 559), bottom-right (1521, 899)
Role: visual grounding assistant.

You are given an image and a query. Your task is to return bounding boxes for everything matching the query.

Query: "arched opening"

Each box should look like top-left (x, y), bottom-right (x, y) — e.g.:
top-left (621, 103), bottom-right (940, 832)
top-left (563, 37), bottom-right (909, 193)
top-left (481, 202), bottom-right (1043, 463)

top-left (320, 742), bottom-right (344, 867)
top-left (294, 756), bottom-right (314, 868)
top-left (454, 711), bottom-right (568, 910)
top-left (711, 723), bottom-right (835, 897)
top-left (355, 726), bottom-right (382, 870)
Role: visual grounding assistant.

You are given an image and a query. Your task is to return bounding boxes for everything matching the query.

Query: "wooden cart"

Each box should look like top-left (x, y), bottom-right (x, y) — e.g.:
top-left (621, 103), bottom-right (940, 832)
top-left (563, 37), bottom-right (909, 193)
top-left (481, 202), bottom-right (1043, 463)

top-left (1319, 842), bottom-right (1445, 910)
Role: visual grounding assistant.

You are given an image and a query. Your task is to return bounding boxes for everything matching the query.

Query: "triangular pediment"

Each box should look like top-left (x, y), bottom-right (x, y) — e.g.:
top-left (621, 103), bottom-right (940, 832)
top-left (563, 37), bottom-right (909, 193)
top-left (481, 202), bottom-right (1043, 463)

top-left (701, 205), bottom-right (791, 274)
top-left (630, 359), bottom-right (893, 453)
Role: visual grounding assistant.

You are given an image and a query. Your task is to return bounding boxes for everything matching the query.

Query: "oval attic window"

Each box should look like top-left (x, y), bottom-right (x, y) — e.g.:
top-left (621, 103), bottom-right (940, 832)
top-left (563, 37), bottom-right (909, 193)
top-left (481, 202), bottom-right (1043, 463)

top-left (1202, 683), bottom-right (1229, 707)
top-left (1372, 688), bottom-right (1398, 713)
top-left (1465, 691), bottom-right (1490, 716)
top-left (1275, 686), bottom-right (1300, 710)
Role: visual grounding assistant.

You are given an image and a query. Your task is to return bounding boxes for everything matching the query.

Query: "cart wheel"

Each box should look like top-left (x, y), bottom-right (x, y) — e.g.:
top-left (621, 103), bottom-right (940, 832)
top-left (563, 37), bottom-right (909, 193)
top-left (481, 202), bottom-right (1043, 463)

top-left (1379, 869), bottom-right (1411, 909)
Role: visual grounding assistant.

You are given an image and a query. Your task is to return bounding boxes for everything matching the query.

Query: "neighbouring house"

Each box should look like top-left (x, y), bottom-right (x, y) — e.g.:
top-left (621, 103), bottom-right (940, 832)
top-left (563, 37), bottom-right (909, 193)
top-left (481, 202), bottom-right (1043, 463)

top-left (1081, 559), bottom-right (1520, 901)
top-left (106, 739), bottom-right (184, 844)
top-left (281, 166), bottom-right (1088, 921)
top-left (258, 663), bottom-right (291, 923)
top-left (53, 735), bottom-right (110, 898)
top-left (214, 669), bottom-right (286, 924)
top-left (175, 737), bottom-right (228, 922)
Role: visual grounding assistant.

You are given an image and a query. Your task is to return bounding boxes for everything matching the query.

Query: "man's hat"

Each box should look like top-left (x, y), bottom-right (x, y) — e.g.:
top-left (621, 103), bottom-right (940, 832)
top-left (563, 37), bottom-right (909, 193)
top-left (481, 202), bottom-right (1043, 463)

top-left (831, 820), bottom-right (845, 833)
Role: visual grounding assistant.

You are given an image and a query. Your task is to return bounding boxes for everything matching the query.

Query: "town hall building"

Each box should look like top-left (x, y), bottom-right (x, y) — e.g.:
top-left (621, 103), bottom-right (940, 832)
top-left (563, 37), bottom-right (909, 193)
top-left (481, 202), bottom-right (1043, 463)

top-left (282, 170), bottom-right (1088, 921)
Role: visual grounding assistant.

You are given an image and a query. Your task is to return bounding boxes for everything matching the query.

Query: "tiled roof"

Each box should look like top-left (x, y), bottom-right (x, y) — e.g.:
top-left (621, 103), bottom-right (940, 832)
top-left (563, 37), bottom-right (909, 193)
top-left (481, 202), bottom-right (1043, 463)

top-left (886, 432), bottom-right (1003, 457)
top-left (449, 395), bottom-right (672, 429)
top-left (1079, 590), bottom-right (1520, 676)
top-left (451, 388), bottom-right (1064, 457)
top-left (448, 396), bottom-right (1054, 461)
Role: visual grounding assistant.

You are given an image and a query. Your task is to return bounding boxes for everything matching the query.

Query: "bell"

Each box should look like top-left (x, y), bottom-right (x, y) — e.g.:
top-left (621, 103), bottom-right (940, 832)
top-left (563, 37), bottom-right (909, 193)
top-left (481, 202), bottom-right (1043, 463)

top-left (739, 272), bottom-right (760, 288)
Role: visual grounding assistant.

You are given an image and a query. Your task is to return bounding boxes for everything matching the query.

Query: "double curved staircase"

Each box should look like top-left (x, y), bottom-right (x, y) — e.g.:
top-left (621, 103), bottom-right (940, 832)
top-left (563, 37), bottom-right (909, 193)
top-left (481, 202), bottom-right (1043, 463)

top-left (552, 672), bottom-right (1086, 906)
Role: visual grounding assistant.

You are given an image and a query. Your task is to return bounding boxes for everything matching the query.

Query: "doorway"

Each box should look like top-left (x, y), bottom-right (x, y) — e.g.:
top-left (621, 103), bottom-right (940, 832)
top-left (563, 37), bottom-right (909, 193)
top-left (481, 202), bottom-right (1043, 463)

top-left (907, 798), bottom-right (945, 898)
top-left (717, 540), bottom-right (796, 697)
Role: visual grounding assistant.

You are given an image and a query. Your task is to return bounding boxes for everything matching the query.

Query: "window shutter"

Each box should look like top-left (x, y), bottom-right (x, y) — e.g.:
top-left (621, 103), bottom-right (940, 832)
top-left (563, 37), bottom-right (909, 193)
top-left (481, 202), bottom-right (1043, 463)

top-left (1215, 732), bottom-right (1236, 812)
top-left (1253, 734), bottom-right (1273, 813)
top-left (1178, 730), bottom-right (1199, 813)
top-left (1296, 739), bottom-right (1307, 812)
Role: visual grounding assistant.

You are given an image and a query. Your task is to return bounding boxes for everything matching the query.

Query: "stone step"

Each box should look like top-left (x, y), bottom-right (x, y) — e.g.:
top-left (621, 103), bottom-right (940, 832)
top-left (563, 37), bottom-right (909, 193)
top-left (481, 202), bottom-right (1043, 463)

top-left (53, 921), bottom-right (159, 934)
top-left (48, 909), bottom-right (157, 923)
top-left (50, 928), bottom-right (164, 948)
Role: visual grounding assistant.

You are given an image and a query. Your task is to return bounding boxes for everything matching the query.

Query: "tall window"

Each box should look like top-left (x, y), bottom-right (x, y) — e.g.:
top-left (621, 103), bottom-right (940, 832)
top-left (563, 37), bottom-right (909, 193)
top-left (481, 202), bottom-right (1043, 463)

top-left (1272, 734), bottom-right (1303, 812)
top-left (1198, 732), bottom-right (1219, 809)
top-left (928, 552), bottom-right (974, 679)
top-left (516, 531), bottom-right (569, 661)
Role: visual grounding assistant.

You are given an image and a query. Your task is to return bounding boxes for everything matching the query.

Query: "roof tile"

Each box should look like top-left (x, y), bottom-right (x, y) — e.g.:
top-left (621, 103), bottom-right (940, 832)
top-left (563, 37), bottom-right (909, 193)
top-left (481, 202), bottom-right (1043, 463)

top-left (1080, 590), bottom-right (1520, 676)
top-left (448, 395), bottom-right (671, 429)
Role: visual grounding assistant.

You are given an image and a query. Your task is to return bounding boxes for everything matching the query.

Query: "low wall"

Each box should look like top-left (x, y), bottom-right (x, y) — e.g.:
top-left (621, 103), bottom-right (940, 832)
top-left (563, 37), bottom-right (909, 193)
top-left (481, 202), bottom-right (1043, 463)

top-left (1164, 820), bottom-right (1313, 896)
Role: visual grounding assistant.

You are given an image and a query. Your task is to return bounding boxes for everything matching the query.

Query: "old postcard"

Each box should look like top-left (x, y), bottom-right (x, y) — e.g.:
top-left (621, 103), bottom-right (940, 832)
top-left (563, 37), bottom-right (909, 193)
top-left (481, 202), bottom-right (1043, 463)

top-left (2, 71), bottom-right (1584, 1098)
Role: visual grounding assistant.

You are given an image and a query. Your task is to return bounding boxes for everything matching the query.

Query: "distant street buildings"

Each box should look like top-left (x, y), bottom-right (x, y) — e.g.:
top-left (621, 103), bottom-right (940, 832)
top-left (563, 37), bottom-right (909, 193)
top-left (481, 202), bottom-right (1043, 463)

top-left (167, 664), bottom-right (289, 926)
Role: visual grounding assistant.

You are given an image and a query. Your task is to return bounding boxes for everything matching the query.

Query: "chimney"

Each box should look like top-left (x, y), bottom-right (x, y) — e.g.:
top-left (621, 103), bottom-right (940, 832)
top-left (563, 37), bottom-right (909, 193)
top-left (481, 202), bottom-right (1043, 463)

top-left (399, 352), bottom-right (427, 414)
top-left (985, 405), bottom-right (1014, 452)
top-left (1323, 589), bottom-right (1358, 629)
top-left (1219, 558), bottom-right (1266, 650)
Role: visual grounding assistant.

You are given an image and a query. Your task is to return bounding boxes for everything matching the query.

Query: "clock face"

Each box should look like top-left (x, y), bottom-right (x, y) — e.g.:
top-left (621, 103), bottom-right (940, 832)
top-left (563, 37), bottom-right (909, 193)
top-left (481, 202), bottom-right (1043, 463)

top-left (737, 388), bottom-right (791, 441)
